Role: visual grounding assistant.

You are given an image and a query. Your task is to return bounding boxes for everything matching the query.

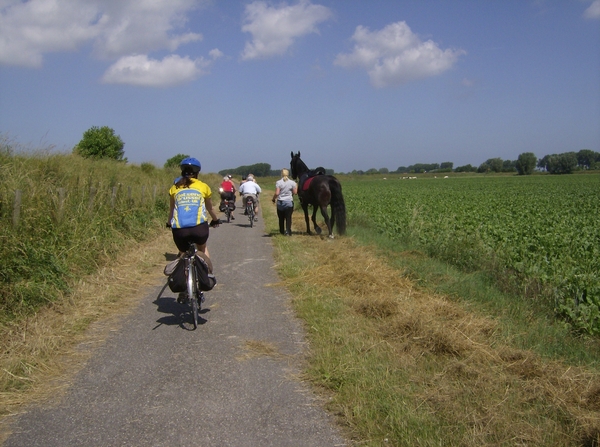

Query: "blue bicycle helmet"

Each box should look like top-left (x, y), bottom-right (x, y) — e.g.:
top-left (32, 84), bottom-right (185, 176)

top-left (180, 157), bottom-right (201, 176)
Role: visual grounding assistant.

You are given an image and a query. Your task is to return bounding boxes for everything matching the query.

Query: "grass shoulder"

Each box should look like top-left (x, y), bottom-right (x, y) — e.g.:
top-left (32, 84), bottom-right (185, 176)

top-left (265, 203), bottom-right (600, 446)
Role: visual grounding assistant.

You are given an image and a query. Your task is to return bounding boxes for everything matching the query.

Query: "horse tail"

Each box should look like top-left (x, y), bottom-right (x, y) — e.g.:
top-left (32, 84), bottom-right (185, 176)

top-left (329, 178), bottom-right (346, 235)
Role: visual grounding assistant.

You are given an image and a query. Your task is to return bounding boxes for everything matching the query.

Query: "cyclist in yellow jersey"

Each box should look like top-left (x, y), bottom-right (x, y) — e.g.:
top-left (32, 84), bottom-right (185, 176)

top-left (168, 157), bottom-right (219, 257)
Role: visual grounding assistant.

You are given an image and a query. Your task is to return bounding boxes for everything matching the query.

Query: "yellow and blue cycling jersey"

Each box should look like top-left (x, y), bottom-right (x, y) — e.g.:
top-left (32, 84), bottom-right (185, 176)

top-left (169, 178), bottom-right (213, 229)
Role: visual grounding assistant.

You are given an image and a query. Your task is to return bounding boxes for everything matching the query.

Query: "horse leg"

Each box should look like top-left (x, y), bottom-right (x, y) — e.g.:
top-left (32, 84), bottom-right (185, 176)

top-left (320, 205), bottom-right (333, 238)
top-left (312, 206), bottom-right (322, 235)
top-left (302, 204), bottom-right (311, 234)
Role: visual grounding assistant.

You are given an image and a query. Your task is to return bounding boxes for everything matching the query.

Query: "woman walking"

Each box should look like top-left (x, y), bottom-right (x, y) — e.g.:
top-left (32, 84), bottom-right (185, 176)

top-left (272, 168), bottom-right (297, 236)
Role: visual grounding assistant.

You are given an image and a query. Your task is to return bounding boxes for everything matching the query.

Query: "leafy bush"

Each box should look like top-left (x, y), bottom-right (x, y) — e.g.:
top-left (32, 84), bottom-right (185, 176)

top-left (164, 153), bottom-right (189, 168)
top-left (73, 126), bottom-right (125, 161)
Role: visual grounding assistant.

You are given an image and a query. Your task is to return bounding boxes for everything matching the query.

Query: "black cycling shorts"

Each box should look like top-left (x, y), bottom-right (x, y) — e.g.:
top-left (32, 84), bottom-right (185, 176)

top-left (172, 222), bottom-right (209, 252)
top-left (220, 191), bottom-right (235, 201)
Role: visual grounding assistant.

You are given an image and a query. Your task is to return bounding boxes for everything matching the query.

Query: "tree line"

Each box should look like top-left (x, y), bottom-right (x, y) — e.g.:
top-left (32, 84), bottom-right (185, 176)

top-left (70, 127), bottom-right (598, 177)
top-left (350, 149), bottom-right (599, 176)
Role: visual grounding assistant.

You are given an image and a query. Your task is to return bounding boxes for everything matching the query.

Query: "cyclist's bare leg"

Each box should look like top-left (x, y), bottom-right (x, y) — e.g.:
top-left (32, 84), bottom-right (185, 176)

top-left (198, 243), bottom-right (209, 258)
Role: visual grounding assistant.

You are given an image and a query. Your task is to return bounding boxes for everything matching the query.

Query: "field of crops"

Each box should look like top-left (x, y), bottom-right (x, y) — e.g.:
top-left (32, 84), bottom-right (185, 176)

top-left (343, 174), bottom-right (600, 334)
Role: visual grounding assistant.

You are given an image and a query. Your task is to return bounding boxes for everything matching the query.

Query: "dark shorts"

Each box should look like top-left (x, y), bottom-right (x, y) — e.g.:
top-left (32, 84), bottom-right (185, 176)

top-left (220, 191), bottom-right (235, 201)
top-left (172, 222), bottom-right (209, 252)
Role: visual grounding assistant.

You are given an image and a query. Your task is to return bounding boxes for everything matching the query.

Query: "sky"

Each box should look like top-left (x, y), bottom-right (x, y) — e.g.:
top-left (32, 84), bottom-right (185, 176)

top-left (1, 0), bottom-right (599, 174)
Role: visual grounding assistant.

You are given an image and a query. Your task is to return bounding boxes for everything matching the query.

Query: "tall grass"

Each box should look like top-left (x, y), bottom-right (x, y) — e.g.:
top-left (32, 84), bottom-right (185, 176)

top-left (0, 141), bottom-right (220, 320)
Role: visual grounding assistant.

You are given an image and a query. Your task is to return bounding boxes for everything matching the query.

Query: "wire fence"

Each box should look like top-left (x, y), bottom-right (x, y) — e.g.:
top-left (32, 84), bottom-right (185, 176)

top-left (6, 184), bottom-right (168, 227)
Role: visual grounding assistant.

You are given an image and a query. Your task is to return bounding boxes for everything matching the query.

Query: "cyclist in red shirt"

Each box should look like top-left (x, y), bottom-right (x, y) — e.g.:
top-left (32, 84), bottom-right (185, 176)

top-left (219, 175), bottom-right (237, 220)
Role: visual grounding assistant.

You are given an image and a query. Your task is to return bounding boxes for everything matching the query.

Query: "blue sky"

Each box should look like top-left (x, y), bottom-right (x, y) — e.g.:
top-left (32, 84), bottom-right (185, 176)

top-left (1, 0), bottom-right (599, 173)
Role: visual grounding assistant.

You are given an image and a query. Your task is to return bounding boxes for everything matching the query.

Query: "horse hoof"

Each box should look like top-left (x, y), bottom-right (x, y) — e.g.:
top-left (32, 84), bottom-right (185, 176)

top-left (315, 228), bottom-right (322, 235)
top-left (328, 234), bottom-right (335, 239)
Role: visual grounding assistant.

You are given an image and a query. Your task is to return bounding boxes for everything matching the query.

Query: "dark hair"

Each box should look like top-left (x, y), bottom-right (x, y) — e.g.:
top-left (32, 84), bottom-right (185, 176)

top-left (175, 176), bottom-right (194, 188)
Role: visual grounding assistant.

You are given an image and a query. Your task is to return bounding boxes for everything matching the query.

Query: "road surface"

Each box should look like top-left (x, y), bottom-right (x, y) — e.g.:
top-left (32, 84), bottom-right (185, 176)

top-left (3, 205), bottom-right (348, 447)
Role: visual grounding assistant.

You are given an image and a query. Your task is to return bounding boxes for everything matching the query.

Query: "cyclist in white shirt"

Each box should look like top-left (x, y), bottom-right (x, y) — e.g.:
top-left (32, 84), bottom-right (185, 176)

top-left (238, 175), bottom-right (262, 221)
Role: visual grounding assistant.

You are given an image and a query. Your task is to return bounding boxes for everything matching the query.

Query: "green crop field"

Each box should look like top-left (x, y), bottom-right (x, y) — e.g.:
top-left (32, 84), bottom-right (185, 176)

top-left (343, 174), bottom-right (600, 334)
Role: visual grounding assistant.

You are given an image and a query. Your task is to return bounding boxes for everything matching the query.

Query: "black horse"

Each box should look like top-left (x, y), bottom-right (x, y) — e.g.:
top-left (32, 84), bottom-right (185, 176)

top-left (290, 151), bottom-right (346, 238)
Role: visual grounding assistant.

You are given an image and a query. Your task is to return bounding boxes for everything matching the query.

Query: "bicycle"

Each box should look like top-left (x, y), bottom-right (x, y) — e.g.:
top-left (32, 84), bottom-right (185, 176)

top-left (219, 189), bottom-right (235, 223)
top-left (245, 196), bottom-right (255, 228)
top-left (176, 242), bottom-right (212, 329)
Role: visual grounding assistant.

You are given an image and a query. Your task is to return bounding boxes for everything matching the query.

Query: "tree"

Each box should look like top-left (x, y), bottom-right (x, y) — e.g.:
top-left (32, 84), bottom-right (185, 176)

top-left (537, 154), bottom-right (552, 171)
top-left (551, 152), bottom-right (578, 174)
top-left (502, 159), bottom-right (517, 172)
top-left (541, 152), bottom-right (578, 174)
top-left (164, 153), bottom-right (190, 168)
top-left (218, 163), bottom-right (272, 177)
top-left (487, 158), bottom-right (503, 173)
top-left (515, 152), bottom-right (537, 175)
top-left (477, 162), bottom-right (490, 173)
top-left (577, 149), bottom-right (599, 170)
top-left (440, 162), bottom-right (453, 171)
top-left (74, 126), bottom-right (125, 161)
top-left (455, 164), bottom-right (476, 173)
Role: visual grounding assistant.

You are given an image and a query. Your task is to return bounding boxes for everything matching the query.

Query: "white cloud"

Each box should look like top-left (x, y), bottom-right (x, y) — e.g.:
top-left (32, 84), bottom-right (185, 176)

top-left (0, 0), bottom-right (104, 67)
top-left (241, 0), bottom-right (333, 60)
top-left (0, 0), bottom-right (206, 67)
top-left (101, 54), bottom-right (210, 87)
top-left (209, 48), bottom-right (224, 60)
top-left (584, 0), bottom-right (600, 19)
top-left (91, 0), bottom-right (203, 59)
top-left (334, 21), bottom-right (465, 88)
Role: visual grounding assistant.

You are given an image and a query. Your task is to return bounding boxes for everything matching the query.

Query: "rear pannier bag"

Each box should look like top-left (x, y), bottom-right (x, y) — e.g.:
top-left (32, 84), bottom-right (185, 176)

top-left (165, 258), bottom-right (186, 293)
top-left (164, 253), bottom-right (216, 293)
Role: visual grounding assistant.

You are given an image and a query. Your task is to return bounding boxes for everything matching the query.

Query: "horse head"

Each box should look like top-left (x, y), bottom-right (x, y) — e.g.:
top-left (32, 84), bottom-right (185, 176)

top-left (290, 151), bottom-right (307, 180)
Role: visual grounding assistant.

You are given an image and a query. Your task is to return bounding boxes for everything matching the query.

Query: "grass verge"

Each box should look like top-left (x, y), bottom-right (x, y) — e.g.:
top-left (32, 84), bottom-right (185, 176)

top-left (264, 203), bottom-right (600, 446)
top-left (0, 229), bottom-right (174, 442)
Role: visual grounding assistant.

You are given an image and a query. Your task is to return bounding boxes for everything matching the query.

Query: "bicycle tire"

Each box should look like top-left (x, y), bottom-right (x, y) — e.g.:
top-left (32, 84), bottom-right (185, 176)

top-left (246, 202), bottom-right (254, 228)
top-left (187, 257), bottom-right (199, 329)
top-left (226, 207), bottom-right (230, 223)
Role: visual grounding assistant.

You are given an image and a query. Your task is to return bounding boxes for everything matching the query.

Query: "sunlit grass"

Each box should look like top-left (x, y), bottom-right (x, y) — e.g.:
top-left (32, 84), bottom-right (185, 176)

top-left (266, 200), bottom-right (600, 446)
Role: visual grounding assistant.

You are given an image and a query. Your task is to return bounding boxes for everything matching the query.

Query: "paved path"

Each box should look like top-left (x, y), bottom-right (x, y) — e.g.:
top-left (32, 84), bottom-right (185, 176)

top-left (4, 204), bottom-right (348, 447)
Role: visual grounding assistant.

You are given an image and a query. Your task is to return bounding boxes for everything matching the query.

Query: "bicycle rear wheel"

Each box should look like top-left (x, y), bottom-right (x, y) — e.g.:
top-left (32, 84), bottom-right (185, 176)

top-left (247, 204), bottom-right (254, 228)
top-left (187, 258), bottom-right (199, 329)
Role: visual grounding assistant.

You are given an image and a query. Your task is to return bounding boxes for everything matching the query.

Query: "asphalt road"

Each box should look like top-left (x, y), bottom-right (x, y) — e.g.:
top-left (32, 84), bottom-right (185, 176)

top-left (4, 204), bottom-right (348, 447)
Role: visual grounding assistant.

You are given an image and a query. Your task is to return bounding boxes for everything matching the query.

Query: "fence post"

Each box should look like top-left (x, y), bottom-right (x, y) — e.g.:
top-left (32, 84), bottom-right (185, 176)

top-left (141, 185), bottom-right (146, 205)
top-left (12, 189), bottom-right (22, 227)
top-left (89, 187), bottom-right (96, 213)
top-left (153, 185), bottom-right (157, 203)
top-left (127, 186), bottom-right (132, 206)
top-left (111, 186), bottom-right (117, 209)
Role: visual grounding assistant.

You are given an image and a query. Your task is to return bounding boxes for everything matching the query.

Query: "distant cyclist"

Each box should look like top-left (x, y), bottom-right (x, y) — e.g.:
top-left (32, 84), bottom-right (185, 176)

top-left (238, 174), bottom-right (262, 221)
top-left (168, 157), bottom-right (219, 258)
top-left (219, 175), bottom-right (237, 220)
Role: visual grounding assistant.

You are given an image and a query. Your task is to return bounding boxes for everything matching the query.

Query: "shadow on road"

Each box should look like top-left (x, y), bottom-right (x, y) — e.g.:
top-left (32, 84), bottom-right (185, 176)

top-left (152, 282), bottom-right (209, 331)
